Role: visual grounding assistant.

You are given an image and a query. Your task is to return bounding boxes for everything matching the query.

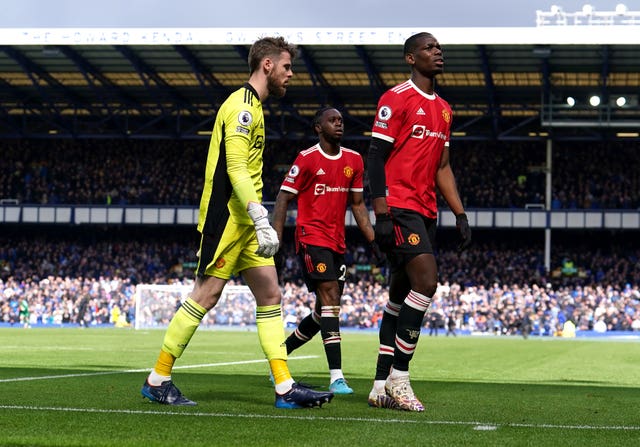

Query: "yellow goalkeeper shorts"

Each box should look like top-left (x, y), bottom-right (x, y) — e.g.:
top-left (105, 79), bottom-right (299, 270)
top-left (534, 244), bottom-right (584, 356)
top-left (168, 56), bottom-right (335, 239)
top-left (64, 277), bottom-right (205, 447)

top-left (196, 220), bottom-right (274, 279)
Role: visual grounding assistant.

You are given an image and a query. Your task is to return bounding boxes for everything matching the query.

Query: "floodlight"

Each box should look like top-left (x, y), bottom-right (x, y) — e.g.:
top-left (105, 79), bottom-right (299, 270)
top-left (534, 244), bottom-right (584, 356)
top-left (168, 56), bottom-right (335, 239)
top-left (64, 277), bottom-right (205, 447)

top-left (582, 4), bottom-right (594, 14)
top-left (589, 95), bottom-right (600, 106)
top-left (615, 3), bottom-right (627, 14)
top-left (566, 96), bottom-right (576, 107)
top-left (616, 96), bottom-right (627, 107)
top-left (550, 5), bottom-right (561, 14)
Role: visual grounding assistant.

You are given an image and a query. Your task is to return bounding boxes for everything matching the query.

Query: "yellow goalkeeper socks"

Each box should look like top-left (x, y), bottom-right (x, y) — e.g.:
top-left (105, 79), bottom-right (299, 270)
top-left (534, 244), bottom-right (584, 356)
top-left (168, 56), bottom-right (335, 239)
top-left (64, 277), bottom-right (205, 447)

top-left (153, 350), bottom-right (176, 378)
top-left (271, 358), bottom-right (295, 394)
top-left (256, 305), bottom-right (294, 393)
top-left (160, 297), bottom-right (206, 359)
top-left (256, 305), bottom-right (288, 360)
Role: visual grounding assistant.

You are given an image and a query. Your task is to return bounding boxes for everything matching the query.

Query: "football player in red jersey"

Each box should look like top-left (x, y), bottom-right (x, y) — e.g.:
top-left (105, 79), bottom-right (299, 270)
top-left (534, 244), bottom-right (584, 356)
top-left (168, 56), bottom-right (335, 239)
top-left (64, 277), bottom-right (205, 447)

top-left (272, 107), bottom-right (377, 395)
top-left (366, 32), bottom-right (472, 411)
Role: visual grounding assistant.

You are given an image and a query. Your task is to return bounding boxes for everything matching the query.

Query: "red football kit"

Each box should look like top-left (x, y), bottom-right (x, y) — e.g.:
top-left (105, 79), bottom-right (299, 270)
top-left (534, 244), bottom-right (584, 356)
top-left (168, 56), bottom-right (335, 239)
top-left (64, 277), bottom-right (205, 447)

top-left (371, 79), bottom-right (453, 218)
top-left (280, 144), bottom-right (364, 253)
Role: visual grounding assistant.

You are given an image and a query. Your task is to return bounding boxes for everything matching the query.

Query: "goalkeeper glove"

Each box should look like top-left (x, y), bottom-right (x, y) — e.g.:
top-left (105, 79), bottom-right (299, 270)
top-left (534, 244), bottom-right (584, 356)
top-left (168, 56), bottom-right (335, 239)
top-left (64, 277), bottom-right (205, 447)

top-left (455, 213), bottom-right (472, 253)
top-left (374, 213), bottom-right (395, 251)
top-left (247, 202), bottom-right (280, 258)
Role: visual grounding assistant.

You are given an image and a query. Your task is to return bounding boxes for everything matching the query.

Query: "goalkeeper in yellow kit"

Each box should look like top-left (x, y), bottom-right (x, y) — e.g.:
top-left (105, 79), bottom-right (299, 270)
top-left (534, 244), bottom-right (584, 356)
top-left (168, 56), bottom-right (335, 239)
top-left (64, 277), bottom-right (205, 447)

top-left (141, 36), bottom-right (333, 409)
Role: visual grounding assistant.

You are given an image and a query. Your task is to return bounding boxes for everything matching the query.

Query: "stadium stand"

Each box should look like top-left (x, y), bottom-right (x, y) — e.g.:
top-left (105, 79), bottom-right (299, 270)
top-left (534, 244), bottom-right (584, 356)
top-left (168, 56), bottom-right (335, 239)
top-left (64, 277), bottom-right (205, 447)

top-left (2, 139), bottom-right (638, 209)
top-left (1, 225), bottom-right (638, 335)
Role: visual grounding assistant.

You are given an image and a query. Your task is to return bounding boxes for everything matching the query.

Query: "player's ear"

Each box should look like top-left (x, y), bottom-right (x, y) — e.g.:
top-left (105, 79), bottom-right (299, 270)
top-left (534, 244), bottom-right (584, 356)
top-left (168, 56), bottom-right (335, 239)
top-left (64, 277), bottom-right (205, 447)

top-left (262, 57), bottom-right (273, 74)
top-left (405, 52), bottom-right (415, 66)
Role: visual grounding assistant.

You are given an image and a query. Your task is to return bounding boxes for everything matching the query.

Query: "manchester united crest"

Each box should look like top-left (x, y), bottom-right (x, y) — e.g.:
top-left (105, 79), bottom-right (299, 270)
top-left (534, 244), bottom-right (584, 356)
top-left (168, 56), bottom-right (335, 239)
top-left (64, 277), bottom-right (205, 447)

top-left (343, 166), bottom-right (353, 178)
top-left (408, 233), bottom-right (420, 245)
top-left (215, 257), bottom-right (226, 268)
top-left (316, 262), bottom-right (327, 273)
top-left (442, 109), bottom-right (451, 123)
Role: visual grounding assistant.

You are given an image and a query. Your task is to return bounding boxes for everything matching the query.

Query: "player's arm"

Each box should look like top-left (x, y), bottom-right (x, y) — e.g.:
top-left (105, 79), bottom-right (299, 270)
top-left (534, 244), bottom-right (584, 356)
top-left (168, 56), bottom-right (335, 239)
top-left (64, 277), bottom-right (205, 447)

top-left (366, 136), bottom-right (393, 215)
top-left (349, 190), bottom-right (374, 244)
top-left (225, 131), bottom-right (260, 210)
top-left (435, 146), bottom-right (464, 215)
top-left (225, 120), bottom-right (278, 257)
top-left (367, 136), bottom-right (395, 250)
top-left (436, 145), bottom-right (471, 251)
top-left (272, 189), bottom-right (296, 244)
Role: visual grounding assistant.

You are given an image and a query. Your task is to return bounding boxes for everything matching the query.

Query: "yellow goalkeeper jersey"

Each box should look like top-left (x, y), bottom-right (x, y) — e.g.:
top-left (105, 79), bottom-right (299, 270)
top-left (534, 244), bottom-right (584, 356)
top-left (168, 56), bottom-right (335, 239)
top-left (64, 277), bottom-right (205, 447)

top-left (197, 83), bottom-right (265, 234)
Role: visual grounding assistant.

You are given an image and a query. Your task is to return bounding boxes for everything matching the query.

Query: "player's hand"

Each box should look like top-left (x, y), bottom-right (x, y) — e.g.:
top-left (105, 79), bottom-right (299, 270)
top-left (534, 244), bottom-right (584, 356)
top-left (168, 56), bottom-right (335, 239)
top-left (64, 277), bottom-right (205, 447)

top-left (455, 213), bottom-right (472, 253)
top-left (254, 224), bottom-right (279, 257)
top-left (374, 213), bottom-right (395, 251)
top-left (247, 202), bottom-right (280, 258)
top-left (370, 240), bottom-right (387, 265)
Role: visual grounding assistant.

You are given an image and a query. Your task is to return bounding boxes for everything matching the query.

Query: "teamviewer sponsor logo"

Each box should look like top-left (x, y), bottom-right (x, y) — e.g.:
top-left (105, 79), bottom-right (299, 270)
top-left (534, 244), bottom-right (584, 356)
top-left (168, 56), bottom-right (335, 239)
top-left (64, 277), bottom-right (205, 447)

top-left (411, 125), bottom-right (447, 141)
top-left (314, 184), bottom-right (349, 195)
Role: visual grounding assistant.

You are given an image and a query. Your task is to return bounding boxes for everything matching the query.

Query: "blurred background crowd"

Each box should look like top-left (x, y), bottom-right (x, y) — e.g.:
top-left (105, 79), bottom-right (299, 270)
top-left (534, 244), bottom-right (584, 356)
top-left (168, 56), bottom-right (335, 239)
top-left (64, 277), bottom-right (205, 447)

top-left (1, 225), bottom-right (638, 335)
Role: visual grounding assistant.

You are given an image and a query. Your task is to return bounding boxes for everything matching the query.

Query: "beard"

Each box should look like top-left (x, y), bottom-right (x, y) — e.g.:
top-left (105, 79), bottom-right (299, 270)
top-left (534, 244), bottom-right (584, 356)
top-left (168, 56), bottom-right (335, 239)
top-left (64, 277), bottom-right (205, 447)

top-left (267, 72), bottom-right (287, 98)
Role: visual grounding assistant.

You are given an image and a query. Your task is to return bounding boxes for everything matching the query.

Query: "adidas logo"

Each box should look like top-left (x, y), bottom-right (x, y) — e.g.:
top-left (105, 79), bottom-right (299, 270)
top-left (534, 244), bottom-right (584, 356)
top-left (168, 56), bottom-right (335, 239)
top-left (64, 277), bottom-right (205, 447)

top-left (316, 168), bottom-right (326, 175)
top-left (416, 107), bottom-right (426, 115)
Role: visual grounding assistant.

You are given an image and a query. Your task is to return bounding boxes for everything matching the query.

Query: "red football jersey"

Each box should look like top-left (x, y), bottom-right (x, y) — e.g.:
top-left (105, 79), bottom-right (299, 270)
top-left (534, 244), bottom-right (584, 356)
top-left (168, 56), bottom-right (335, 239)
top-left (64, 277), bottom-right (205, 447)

top-left (280, 144), bottom-right (364, 253)
top-left (371, 80), bottom-right (452, 218)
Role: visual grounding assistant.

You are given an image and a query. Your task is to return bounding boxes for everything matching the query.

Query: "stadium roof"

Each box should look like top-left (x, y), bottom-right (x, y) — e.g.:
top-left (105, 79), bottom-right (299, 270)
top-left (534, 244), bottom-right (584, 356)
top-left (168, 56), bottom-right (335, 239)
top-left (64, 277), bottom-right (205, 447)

top-left (1, 26), bottom-right (639, 141)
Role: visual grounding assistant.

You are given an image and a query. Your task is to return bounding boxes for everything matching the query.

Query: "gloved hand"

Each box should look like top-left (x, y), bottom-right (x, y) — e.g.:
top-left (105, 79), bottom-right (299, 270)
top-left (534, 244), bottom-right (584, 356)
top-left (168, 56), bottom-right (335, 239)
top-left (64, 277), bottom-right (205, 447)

top-left (370, 240), bottom-right (387, 266)
top-left (374, 213), bottom-right (395, 251)
top-left (247, 202), bottom-right (280, 258)
top-left (455, 213), bottom-right (472, 253)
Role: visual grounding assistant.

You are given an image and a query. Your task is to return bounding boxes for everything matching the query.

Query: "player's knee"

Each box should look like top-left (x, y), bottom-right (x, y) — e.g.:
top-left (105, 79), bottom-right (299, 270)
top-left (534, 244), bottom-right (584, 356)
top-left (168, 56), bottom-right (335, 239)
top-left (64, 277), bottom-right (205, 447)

top-left (316, 282), bottom-right (340, 306)
top-left (419, 280), bottom-right (437, 298)
top-left (320, 294), bottom-right (340, 307)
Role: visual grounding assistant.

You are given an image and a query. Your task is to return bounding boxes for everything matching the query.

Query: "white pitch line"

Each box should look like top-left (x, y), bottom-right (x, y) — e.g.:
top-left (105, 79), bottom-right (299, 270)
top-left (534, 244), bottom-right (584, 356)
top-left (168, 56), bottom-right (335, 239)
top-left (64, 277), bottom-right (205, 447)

top-left (0, 405), bottom-right (638, 431)
top-left (0, 355), bottom-right (319, 383)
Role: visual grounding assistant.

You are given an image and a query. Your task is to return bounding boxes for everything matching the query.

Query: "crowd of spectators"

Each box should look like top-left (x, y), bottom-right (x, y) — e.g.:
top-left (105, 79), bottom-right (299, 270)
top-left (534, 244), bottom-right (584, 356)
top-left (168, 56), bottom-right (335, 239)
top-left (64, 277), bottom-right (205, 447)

top-left (0, 139), bottom-right (204, 206)
top-left (1, 226), bottom-right (638, 335)
top-left (447, 140), bottom-right (639, 210)
top-left (1, 138), bottom-right (639, 209)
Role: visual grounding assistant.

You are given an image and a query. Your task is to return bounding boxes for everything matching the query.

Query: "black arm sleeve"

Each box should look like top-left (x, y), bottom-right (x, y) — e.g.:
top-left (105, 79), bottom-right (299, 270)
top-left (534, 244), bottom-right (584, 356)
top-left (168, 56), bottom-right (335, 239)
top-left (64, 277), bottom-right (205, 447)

top-left (366, 137), bottom-right (393, 199)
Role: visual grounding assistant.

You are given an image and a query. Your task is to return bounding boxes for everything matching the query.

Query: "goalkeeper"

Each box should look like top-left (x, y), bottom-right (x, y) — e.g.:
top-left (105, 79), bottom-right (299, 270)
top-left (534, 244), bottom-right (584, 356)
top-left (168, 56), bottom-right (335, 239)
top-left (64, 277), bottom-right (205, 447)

top-left (141, 36), bottom-right (333, 409)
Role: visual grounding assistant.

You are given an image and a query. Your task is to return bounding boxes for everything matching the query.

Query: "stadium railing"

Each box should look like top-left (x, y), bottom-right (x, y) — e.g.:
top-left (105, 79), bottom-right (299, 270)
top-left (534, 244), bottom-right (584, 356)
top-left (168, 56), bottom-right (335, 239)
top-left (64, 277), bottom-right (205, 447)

top-left (1, 204), bottom-right (639, 230)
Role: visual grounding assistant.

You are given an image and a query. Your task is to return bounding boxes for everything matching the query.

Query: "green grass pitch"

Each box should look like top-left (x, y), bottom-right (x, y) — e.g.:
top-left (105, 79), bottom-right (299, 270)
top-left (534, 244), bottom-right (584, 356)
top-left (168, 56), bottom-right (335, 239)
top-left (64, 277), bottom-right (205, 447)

top-left (1, 327), bottom-right (638, 446)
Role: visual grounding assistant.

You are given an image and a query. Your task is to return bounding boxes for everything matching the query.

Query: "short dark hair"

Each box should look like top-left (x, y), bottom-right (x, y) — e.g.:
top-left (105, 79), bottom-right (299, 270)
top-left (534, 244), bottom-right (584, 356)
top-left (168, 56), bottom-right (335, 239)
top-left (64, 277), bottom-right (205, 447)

top-left (403, 32), bottom-right (434, 56)
top-left (312, 107), bottom-right (335, 129)
top-left (248, 36), bottom-right (297, 73)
